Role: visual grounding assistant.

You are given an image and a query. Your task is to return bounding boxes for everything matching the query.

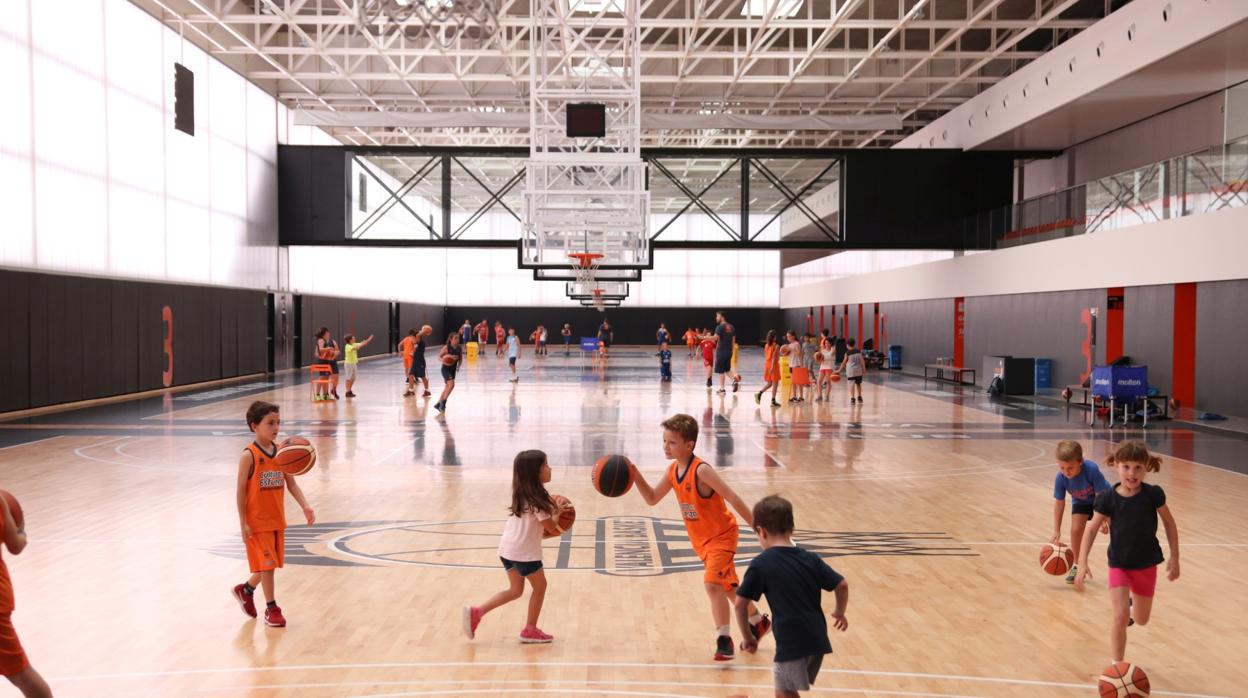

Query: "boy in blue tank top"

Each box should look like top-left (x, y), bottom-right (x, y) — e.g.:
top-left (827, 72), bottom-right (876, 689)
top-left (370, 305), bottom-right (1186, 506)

top-left (1049, 440), bottom-right (1111, 584)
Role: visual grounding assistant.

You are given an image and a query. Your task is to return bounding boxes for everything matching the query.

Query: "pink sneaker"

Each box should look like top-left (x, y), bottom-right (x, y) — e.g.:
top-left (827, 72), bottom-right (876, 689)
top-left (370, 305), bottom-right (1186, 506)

top-left (519, 625), bottom-right (553, 644)
top-left (462, 606), bottom-right (483, 639)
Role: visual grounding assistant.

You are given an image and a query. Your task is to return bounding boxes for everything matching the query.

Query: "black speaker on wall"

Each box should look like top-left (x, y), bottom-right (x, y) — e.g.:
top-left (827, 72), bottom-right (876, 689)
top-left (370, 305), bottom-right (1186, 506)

top-left (566, 103), bottom-right (605, 138)
top-left (174, 63), bottom-right (194, 136)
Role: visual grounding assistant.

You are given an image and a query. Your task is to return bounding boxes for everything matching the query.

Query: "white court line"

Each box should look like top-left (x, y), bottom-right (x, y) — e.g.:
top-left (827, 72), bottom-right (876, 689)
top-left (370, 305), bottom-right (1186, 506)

top-left (193, 679), bottom-right (984, 698)
top-left (48, 660), bottom-right (1231, 697)
top-left (0, 435), bottom-right (63, 452)
top-left (1094, 438), bottom-right (1248, 480)
top-left (751, 440), bottom-right (788, 468)
top-left (70, 437), bottom-right (227, 478)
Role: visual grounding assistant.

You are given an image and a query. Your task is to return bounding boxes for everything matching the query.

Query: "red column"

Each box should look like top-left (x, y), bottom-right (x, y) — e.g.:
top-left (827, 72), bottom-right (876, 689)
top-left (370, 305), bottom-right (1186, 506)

top-left (1106, 288), bottom-right (1124, 362)
top-left (1172, 283), bottom-right (1196, 406)
top-left (819, 306), bottom-right (825, 334)
top-left (953, 297), bottom-right (966, 367)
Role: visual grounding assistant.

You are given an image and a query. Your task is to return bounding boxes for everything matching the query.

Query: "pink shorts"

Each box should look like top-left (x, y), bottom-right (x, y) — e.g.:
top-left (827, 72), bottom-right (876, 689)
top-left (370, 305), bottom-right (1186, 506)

top-left (1108, 565), bottom-right (1157, 597)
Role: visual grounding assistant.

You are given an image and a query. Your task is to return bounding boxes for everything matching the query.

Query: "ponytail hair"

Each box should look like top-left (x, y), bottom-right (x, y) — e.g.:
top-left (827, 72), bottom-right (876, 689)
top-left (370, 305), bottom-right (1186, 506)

top-left (1106, 440), bottom-right (1162, 473)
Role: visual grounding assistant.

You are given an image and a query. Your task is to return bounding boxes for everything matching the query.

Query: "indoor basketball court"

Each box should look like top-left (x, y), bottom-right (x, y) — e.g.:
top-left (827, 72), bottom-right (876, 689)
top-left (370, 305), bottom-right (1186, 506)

top-left (3, 0), bottom-right (1248, 697)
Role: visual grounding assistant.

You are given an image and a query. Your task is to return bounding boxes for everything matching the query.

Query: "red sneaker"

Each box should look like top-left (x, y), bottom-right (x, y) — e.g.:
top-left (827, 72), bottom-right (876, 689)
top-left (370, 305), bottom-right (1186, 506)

top-left (519, 625), bottom-right (553, 644)
top-left (264, 605), bottom-right (287, 627)
top-left (462, 606), bottom-right (483, 639)
top-left (751, 614), bottom-right (772, 642)
top-left (231, 584), bottom-right (256, 618)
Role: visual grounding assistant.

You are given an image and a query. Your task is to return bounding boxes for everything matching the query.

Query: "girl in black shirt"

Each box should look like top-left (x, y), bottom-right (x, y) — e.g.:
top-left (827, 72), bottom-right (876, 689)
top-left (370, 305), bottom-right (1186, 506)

top-left (1074, 441), bottom-right (1180, 664)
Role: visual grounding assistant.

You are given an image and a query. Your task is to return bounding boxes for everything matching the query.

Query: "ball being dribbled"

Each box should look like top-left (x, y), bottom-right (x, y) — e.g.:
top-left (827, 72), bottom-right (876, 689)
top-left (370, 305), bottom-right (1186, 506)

top-left (1098, 662), bottom-right (1150, 697)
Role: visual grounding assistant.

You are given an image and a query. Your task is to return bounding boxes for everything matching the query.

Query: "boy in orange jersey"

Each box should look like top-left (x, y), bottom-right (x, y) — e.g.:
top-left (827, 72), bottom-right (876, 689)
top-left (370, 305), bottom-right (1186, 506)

top-left (231, 401), bottom-right (315, 627)
top-left (0, 497), bottom-right (53, 697)
top-left (629, 414), bottom-right (771, 661)
top-left (399, 329), bottom-right (417, 396)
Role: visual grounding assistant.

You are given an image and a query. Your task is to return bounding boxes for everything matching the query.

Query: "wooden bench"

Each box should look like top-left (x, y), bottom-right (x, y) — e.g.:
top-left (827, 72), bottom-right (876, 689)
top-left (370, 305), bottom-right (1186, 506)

top-left (924, 363), bottom-right (976, 386)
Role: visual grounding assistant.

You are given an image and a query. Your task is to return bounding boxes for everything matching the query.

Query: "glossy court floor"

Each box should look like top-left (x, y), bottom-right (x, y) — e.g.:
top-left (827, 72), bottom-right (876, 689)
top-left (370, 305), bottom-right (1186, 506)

top-left (1, 347), bottom-right (1247, 698)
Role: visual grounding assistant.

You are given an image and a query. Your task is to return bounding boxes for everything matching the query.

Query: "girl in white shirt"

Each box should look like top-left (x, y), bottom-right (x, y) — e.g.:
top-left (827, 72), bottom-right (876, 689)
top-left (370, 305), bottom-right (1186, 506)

top-left (463, 450), bottom-right (568, 643)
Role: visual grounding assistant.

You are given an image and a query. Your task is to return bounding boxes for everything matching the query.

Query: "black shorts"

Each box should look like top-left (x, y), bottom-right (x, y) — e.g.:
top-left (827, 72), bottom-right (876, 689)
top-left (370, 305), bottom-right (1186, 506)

top-left (500, 557), bottom-right (543, 577)
top-left (327, 360), bottom-right (339, 374)
top-left (714, 355), bottom-right (732, 374)
top-left (409, 362), bottom-right (426, 379)
top-left (848, 375), bottom-right (863, 385)
top-left (1072, 501), bottom-right (1094, 517)
top-left (441, 365), bottom-right (457, 381)
top-left (563, 337), bottom-right (572, 344)
top-left (508, 356), bottom-right (517, 365)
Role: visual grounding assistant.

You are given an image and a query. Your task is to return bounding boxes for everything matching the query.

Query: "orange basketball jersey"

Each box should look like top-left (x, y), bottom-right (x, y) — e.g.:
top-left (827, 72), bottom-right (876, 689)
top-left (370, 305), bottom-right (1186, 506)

top-left (666, 456), bottom-right (737, 551)
top-left (244, 442), bottom-right (287, 532)
top-left (0, 517), bottom-right (13, 615)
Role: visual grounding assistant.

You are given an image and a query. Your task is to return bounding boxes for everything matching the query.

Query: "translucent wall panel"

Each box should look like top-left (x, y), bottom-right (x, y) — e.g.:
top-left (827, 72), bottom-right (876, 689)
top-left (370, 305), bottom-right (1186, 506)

top-left (287, 247), bottom-right (778, 307)
top-left (782, 250), bottom-right (955, 288)
top-left (5, 0), bottom-right (282, 289)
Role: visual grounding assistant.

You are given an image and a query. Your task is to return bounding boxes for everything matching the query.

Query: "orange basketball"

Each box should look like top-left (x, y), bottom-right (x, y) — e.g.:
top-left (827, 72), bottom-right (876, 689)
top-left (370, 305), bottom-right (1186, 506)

top-left (1039, 542), bottom-right (1074, 576)
top-left (1098, 662), bottom-right (1150, 697)
top-left (830, 372), bottom-right (842, 382)
top-left (814, 352), bottom-right (824, 363)
top-left (276, 437), bottom-right (317, 476)
top-left (0, 490), bottom-right (23, 530)
top-left (593, 454), bottom-right (633, 497)
top-left (544, 495), bottom-right (575, 539)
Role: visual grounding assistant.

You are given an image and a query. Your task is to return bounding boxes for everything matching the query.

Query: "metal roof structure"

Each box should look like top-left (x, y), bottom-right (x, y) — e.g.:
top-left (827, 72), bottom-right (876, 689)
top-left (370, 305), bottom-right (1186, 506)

top-left (135, 0), bottom-right (1118, 148)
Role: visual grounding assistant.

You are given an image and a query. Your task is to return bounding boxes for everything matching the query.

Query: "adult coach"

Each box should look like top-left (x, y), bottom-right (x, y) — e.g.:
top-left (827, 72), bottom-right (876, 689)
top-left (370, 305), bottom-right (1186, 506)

top-left (713, 311), bottom-right (741, 394)
top-left (597, 319), bottom-right (614, 358)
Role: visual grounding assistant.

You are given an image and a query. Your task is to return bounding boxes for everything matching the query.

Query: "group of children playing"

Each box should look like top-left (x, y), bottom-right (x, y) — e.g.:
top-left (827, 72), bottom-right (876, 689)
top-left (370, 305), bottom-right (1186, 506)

top-left (752, 330), bottom-right (866, 407)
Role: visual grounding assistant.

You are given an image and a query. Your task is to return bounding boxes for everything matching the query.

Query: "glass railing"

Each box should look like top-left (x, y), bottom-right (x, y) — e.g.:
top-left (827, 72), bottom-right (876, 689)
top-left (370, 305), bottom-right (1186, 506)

top-left (965, 137), bottom-right (1248, 249)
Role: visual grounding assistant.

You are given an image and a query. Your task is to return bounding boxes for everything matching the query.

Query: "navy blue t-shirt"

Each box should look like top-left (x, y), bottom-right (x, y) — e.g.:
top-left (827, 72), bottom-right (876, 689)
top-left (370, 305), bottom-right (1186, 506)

top-left (737, 545), bottom-right (844, 662)
top-left (714, 322), bottom-right (734, 359)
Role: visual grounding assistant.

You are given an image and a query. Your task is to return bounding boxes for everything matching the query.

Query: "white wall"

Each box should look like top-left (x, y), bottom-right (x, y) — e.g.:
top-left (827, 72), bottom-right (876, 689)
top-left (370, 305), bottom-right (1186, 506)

top-left (289, 247), bottom-right (779, 307)
top-left (0, 0), bottom-right (297, 289)
top-left (780, 204), bottom-right (1248, 307)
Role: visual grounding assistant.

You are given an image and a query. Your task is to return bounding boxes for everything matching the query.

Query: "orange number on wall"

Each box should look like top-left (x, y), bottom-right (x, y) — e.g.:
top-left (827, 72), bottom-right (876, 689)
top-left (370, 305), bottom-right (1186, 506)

top-left (162, 305), bottom-right (174, 388)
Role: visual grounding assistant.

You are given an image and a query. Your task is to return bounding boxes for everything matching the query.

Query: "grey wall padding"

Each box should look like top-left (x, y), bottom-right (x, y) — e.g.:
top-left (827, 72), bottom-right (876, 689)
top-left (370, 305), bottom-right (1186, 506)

top-left (1196, 279), bottom-right (1248, 416)
top-left (964, 290), bottom-right (1105, 388)
top-left (1124, 285), bottom-right (1174, 396)
top-left (878, 299), bottom-right (954, 371)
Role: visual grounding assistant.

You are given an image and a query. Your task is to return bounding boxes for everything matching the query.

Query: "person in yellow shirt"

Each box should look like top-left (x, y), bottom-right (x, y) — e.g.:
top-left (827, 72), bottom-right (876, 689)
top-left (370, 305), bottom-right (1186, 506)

top-left (341, 334), bottom-right (373, 398)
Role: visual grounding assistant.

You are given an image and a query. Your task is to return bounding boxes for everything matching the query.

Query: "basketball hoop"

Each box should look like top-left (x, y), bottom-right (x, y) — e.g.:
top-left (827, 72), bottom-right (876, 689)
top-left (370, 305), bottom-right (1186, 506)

top-left (590, 289), bottom-right (605, 312)
top-left (569, 251), bottom-right (602, 295)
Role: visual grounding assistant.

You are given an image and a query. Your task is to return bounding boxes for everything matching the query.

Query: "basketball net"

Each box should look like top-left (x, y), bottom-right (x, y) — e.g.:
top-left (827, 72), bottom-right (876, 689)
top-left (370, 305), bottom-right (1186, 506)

top-left (569, 252), bottom-right (605, 312)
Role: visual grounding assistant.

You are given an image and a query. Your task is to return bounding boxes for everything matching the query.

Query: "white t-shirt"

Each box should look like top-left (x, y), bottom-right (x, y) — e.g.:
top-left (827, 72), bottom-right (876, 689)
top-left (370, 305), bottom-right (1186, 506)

top-left (497, 506), bottom-right (551, 562)
top-left (540, 329), bottom-right (548, 342)
top-left (844, 350), bottom-right (865, 378)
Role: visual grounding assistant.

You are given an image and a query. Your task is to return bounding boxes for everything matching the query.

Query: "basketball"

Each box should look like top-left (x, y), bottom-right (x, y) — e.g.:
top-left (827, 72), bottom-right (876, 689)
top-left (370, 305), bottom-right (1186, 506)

top-left (544, 495), bottom-right (576, 539)
top-left (442, 353), bottom-right (459, 366)
top-left (0, 490), bottom-right (23, 530)
top-left (593, 454), bottom-right (633, 497)
top-left (1098, 662), bottom-right (1150, 697)
top-left (814, 352), bottom-right (824, 363)
top-left (830, 372), bottom-right (842, 382)
top-left (276, 437), bottom-right (317, 476)
top-left (1039, 542), bottom-right (1074, 576)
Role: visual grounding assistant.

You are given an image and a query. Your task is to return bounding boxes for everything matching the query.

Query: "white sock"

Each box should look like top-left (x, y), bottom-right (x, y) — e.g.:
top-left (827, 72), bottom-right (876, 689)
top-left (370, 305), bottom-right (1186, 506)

top-left (748, 613), bottom-right (763, 625)
top-left (717, 625), bottom-right (730, 638)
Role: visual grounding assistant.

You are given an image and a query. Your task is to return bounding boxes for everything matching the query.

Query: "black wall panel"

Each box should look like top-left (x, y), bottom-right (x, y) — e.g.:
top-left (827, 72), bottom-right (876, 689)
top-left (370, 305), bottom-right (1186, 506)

top-left (0, 272), bottom-right (31, 412)
top-left (397, 303), bottom-right (446, 350)
top-left (298, 294), bottom-right (393, 367)
top-left (444, 307), bottom-right (784, 346)
top-left (0, 269), bottom-right (267, 413)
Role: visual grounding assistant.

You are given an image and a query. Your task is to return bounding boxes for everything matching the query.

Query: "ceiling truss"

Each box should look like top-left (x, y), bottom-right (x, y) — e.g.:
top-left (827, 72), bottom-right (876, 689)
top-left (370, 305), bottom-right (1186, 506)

top-left (135, 0), bottom-right (1116, 148)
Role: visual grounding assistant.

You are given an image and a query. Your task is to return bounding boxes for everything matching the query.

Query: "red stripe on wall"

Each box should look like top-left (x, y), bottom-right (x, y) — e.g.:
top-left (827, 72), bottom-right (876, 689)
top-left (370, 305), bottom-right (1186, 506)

top-left (819, 306), bottom-right (825, 334)
top-left (1172, 283), bottom-right (1196, 406)
top-left (1106, 287), bottom-right (1124, 362)
top-left (953, 297), bottom-right (966, 367)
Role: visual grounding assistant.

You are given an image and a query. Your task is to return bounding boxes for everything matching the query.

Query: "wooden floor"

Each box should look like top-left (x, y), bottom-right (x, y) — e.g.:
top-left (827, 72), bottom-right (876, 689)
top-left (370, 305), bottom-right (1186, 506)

top-left (2, 348), bottom-right (1247, 697)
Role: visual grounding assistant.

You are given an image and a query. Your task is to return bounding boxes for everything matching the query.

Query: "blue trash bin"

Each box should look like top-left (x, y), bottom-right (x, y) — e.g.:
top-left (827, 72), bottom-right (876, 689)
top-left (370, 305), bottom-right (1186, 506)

top-left (1034, 358), bottom-right (1052, 389)
top-left (887, 345), bottom-right (902, 370)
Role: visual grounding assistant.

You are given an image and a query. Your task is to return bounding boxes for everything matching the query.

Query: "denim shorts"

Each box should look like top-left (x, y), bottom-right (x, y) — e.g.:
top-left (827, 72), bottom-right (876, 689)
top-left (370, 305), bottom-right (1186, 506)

top-left (500, 557), bottom-right (543, 577)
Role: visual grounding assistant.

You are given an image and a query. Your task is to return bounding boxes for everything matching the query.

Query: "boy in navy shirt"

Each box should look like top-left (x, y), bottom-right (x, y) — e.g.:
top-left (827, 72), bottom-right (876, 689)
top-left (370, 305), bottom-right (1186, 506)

top-left (1049, 440), bottom-right (1112, 584)
top-left (656, 342), bottom-right (672, 382)
top-left (736, 495), bottom-right (848, 697)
